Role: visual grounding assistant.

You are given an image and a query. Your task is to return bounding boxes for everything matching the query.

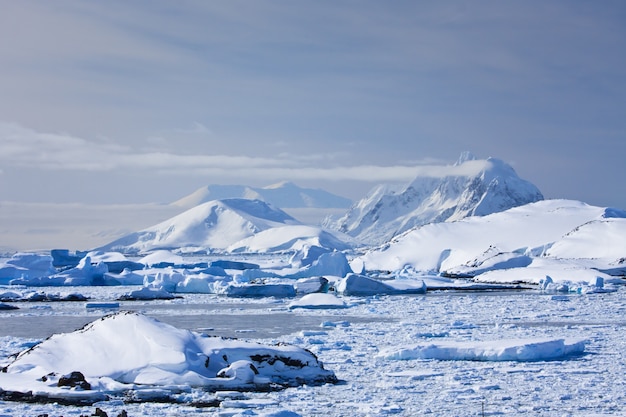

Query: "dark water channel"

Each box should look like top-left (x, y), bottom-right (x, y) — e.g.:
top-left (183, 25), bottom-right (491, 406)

top-left (0, 301), bottom-right (390, 340)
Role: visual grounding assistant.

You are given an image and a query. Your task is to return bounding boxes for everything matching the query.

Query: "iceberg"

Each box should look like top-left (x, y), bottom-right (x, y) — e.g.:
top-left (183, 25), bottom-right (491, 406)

top-left (288, 293), bottom-right (348, 309)
top-left (336, 273), bottom-right (426, 296)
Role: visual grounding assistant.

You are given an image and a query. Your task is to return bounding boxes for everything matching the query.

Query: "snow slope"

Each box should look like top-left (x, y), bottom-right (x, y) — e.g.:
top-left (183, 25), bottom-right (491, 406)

top-left (228, 225), bottom-right (353, 253)
top-left (330, 153), bottom-right (543, 244)
top-left (172, 181), bottom-right (352, 209)
top-left (359, 199), bottom-right (626, 278)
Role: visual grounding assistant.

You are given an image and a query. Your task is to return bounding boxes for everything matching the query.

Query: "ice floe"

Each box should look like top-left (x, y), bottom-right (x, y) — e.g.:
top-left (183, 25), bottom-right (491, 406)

top-left (378, 338), bottom-right (586, 362)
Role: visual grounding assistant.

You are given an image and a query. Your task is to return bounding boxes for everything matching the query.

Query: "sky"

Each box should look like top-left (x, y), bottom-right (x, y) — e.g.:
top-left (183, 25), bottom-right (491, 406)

top-left (1, 0), bottom-right (625, 208)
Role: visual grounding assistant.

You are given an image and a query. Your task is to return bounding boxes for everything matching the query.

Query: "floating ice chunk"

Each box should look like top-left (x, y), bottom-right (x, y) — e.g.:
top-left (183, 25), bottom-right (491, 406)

top-left (143, 269), bottom-right (186, 292)
top-left (174, 273), bottom-right (230, 294)
top-left (118, 287), bottom-right (179, 301)
top-left (379, 338), bottom-right (586, 362)
top-left (294, 276), bottom-right (329, 294)
top-left (103, 268), bottom-right (145, 286)
top-left (388, 370), bottom-right (444, 380)
top-left (49, 256), bottom-right (109, 286)
top-left (320, 320), bottom-right (350, 328)
top-left (289, 293), bottom-right (347, 310)
top-left (336, 273), bottom-right (426, 296)
top-left (0, 291), bottom-right (22, 301)
top-left (289, 245), bottom-right (331, 267)
top-left (0, 253), bottom-right (55, 284)
top-left (51, 249), bottom-right (87, 268)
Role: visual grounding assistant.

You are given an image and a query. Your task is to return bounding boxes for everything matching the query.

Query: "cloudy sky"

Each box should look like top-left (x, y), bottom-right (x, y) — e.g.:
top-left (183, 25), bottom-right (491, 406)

top-left (1, 0), bottom-right (625, 208)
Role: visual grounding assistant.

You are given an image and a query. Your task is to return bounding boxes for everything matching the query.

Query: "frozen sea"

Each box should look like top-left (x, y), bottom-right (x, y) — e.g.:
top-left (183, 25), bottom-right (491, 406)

top-left (1, 286), bottom-right (626, 416)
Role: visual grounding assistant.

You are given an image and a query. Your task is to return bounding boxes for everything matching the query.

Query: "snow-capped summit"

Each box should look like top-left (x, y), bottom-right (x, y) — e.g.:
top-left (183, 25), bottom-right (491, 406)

top-left (172, 181), bottom-right (352, 209)
top-left (329, 153), bottom-right (544, 244)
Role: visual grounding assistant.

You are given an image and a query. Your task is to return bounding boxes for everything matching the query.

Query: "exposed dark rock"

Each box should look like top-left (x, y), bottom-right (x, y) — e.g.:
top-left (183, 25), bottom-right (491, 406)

top-left (92, 407), bottom-right (108, 417)
top-left (58, 371), bottom-right (91, 390)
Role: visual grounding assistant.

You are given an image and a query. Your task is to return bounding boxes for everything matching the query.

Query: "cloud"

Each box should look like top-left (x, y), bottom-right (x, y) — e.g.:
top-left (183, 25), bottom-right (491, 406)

top-left (0, 122), bottom-right (480, 183)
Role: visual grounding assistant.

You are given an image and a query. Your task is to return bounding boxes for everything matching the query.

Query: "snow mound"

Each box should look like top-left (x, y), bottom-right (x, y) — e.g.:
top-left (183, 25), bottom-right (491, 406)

top-left (0, 312), bottom-right (336, 405)
top-left (118, 287), bottom-right (179, 300)
top-left (330, 153), bottom-right (543, 244)
top-left (379, 338), bottom-right (586, 362)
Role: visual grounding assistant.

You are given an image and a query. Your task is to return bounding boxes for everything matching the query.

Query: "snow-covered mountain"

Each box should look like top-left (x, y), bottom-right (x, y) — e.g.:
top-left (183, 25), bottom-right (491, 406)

top-left (172, 181), bottom-right (352, 209)
top-left (329, 153), bottom-right (544, 244)
top-left (359, 199), bottom-right (626, 280)
top-left (97, 198), bottom-right (351, 254)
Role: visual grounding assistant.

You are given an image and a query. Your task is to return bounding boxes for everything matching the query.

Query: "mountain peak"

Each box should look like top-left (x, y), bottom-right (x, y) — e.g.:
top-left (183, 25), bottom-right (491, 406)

top-left (329, 154), bottom-right (544, 245)
top-left (455, 151), bottom-right (477, 166)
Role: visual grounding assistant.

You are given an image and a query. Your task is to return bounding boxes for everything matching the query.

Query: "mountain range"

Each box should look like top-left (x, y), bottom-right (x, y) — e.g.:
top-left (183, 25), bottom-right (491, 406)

top-left (95, 153), bottom-right (624, 277)
top-left (172, 181), bottom-right (352, 209)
